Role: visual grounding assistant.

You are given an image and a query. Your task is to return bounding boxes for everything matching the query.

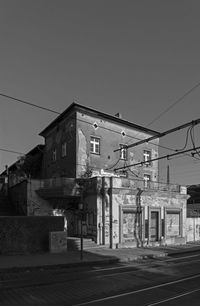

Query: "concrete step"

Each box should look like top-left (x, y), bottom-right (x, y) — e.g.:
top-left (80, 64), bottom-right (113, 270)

top-left (67, 237), bottom-right (98, 250)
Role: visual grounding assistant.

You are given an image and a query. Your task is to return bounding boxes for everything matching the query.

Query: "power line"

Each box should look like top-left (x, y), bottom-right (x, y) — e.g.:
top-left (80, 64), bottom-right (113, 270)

top-left (78, 117), bottom-right (200, 160)
top-left (114, 146), bottom-right (200, 171)
top-left (0, 148), bottom-right (25, 155)
top-left (146, 80), bottom-right (200, 127)
top-left (114, 118), bottom-right (200, 152)
top-left (1, 91), bottom-right (199, 160)
top-left (0, 93), bottom-right (60, 114)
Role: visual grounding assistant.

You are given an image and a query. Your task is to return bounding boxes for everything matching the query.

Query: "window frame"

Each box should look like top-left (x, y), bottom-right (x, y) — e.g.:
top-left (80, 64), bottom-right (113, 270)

top-left (165, 209), bottom-right (182, 238)
top-left (61, 141), bottom-right (67, 158)
top-left (90, 136), bottom-right (100, 155)
top-left (143, 173), bottom-right (151, 188)
top-left (143, 150), bottom-right (152, 167)
top-left (120, 144), bottom-right (128, 160)
top-left (52, 148), bottom-right (57, 162)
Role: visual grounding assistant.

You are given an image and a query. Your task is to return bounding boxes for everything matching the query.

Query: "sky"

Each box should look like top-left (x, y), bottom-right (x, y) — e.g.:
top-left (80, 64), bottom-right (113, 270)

top-left (0, 0), bottom-right (200, 186)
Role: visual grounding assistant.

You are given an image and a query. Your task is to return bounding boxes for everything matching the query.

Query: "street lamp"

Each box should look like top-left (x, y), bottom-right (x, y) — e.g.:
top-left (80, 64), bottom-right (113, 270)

top-left (78, 202), bottom-right (84, 260)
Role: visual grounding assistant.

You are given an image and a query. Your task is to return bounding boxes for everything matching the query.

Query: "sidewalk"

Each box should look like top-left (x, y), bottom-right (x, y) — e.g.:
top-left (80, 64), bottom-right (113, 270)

top-left (0, 242), bottom-right (200, 273)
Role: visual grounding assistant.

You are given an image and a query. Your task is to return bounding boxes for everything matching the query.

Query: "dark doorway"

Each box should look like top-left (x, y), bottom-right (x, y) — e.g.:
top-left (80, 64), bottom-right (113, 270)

top-left (150, 211), bottom-right (159, 241)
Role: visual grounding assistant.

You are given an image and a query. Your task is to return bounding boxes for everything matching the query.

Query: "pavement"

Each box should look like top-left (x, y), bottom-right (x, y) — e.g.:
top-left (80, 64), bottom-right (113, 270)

top-left (0, 241), bottom-right (200, 273)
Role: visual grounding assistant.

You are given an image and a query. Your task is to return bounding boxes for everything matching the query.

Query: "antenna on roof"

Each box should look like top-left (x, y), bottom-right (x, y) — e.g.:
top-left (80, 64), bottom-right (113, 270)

top-left (115, 112), bottom-right (122, 119)
top-left (73, 96), bottom-right (79, 103)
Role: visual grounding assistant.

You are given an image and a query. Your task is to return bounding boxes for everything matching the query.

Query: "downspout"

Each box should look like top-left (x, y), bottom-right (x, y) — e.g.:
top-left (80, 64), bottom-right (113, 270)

top-left (101, 177), bottom-right (105, 245)
top-left (136, 187), bottom-right (143, 247)
top-left (109, 177), bottom-right (113, 249)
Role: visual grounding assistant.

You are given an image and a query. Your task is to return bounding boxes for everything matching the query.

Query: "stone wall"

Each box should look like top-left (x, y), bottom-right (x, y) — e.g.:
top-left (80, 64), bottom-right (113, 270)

top-left (0, 216), bottom-right (64, 254)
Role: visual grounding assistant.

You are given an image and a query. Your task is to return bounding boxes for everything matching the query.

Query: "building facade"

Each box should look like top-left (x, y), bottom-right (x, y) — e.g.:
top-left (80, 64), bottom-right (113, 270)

top-left (36, 103), bottom-right (188, 247)
top-left (39, 103), bottom-right (160, 182)
top-left (3, 103), bottom-right (189, 248)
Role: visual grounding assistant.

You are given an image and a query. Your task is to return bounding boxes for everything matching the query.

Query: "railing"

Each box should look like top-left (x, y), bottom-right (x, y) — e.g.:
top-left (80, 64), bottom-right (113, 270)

top-left (39, 177), bottom-right (182, 194)
top-left (146, 181), bottom-right (180, 193)
top-left (117, 177), bottom-right (181, 193)
top-left (39, 177), bottom-right (77, 189)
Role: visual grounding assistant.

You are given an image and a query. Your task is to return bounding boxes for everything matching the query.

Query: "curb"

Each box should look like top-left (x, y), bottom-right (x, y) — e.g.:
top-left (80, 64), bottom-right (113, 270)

top-left (0, 257), bottom-right (119, 274)
top-left (167, 247), bottom-right (200, 257)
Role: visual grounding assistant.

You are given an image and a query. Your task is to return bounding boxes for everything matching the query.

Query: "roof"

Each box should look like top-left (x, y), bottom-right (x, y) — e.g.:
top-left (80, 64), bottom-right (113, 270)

top-left (39, 102), bottom-right (160, 137)
top-left (0, 145), bottom-right (44, 175)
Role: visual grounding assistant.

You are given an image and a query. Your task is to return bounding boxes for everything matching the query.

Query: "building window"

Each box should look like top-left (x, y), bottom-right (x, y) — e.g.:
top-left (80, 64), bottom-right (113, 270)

top-left (143, 150), bottom-right (152, 167)
top-left (61, 142), bottom-right (67, 157)
top-left (52, 148), bottom-right (57, 162)
top-left (90, 136), bottom-right (100, 154)
top-left (144, 174), bottom-right (151, 188)
top-left (166, 211), bottom-right (181, 237)
top-left (120, 144), bottom-right (127, 160)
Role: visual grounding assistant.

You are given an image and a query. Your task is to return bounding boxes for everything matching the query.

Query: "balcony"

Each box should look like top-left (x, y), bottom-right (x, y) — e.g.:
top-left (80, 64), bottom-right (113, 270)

top-left (113, 177), bottom-right (182, 193)
top-left (144, 181), bottom-right (181, 193)
top-left (36, 177), bottom-right (81, 199)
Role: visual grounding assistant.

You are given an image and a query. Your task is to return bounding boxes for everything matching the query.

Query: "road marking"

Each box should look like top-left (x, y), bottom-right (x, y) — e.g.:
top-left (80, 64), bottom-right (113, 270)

top-left (146, 287), bottom-right (200, 305)
top-left (165, 253), bottom-right (200, 262)
top-left (89, 254), bottom-right (200, 274)
top-left (72, 273), bottom-right (200, 306)
top-left (89, 264), bottom-right (137, 273)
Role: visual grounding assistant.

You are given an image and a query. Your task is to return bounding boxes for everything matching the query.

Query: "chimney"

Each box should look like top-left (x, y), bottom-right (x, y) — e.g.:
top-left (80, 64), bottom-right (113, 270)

top-left (115, 112), bottom-right (122, 119)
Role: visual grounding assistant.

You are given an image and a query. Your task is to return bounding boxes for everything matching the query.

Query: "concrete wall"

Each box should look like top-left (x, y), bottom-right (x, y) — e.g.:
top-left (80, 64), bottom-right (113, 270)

top-left (27, 179), bottom-right (53, 216)
top-left (0, 216), bottom-right (64, 254)
top-left (9, 179), bottom-right (53, 216)
top-left (186, 217), bottom-right (200, 242)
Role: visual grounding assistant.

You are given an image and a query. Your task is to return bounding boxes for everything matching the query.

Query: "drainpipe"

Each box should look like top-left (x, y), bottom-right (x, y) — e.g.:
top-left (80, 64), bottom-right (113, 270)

top-left (109, 177), bottom-right (113, 249)
top-left (101, 177), bottom-right (105, 245)
top-left (136, 187), bottom-right (143, 247)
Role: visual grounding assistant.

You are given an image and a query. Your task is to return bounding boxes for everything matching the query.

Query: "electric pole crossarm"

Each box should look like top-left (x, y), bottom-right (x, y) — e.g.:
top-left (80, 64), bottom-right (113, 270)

top-left (114, 146), bottom-right (200, 171)
top-left (114, 118), bottom-right (200, 152)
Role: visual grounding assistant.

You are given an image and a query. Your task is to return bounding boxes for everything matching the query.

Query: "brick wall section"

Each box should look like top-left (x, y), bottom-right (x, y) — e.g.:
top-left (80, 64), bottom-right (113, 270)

top-left (0, 216), bottom-right (64, 254)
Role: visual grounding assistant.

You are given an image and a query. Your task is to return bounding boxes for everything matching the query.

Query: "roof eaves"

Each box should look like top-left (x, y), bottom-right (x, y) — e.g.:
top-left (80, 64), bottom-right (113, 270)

top-left (39, 102), bottom-right (159, 137)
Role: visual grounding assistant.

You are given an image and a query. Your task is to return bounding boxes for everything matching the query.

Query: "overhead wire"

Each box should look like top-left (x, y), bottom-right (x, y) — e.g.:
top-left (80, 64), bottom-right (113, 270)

top-left (0, 93), bottom-right (60, 114)
top-left (146, 80), bottom-right (200, 127)
top-left (1, 91), bottom-right (200, 161)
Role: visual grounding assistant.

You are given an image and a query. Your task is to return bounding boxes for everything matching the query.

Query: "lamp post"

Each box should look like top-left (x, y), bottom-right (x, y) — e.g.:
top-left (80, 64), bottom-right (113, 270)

top-left (78, 202), bottom-right (84, 260)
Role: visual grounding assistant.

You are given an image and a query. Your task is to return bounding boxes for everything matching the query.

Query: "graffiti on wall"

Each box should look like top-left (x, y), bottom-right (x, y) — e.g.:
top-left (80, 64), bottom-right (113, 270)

top-left (166, 213), bottom-right (180, 236)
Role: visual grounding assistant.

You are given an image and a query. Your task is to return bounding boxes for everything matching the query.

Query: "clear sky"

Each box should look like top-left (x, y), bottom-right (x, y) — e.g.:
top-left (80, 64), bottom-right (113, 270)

top-left (0, 0), bottom-right (200, 185)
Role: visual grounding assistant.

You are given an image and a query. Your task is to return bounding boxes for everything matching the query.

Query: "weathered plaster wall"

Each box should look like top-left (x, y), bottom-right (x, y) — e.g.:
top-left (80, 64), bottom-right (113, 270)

top-left (42, 112), bottom-right (76, 179)
top-left (94, 177), bottom-right (188, 248)
top-left (76, 111), bottom-right (159, 179)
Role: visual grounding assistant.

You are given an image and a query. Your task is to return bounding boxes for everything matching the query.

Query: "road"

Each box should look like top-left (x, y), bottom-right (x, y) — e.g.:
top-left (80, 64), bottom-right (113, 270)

top-left (1, 251), bottom-right (200, 305)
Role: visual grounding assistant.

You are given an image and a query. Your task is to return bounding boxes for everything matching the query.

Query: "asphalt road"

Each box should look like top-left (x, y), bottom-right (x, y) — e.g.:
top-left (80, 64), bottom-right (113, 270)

top-left (1, 251), bottom-right (200, 305)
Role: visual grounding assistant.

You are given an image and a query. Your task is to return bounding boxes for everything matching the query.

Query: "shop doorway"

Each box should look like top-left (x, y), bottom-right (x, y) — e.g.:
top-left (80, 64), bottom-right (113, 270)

top-left (150, 211), bottom-right (159, 241)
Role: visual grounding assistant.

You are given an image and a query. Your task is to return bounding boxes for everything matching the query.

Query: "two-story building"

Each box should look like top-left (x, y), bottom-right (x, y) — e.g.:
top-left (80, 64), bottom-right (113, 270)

top-left (34, 103), bottom-right (188, 248)
top-left (39, 103), bottom-right (159, 180)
